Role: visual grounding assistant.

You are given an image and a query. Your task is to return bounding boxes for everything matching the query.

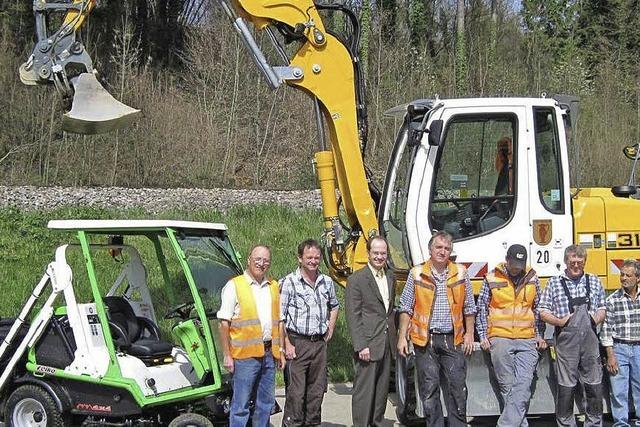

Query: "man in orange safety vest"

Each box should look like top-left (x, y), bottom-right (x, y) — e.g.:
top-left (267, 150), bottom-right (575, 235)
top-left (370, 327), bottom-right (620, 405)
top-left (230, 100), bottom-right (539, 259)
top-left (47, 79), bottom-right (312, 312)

top-left (218, 244), bottom-right (286, 427)
top-left (476, 244), bottom-right (547, 426)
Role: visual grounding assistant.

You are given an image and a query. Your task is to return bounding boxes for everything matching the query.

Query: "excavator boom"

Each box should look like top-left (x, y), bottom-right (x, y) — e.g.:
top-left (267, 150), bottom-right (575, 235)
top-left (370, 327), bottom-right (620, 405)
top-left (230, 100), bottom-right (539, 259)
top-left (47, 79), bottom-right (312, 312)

top-left (220, 0), bottom-right (379, 283)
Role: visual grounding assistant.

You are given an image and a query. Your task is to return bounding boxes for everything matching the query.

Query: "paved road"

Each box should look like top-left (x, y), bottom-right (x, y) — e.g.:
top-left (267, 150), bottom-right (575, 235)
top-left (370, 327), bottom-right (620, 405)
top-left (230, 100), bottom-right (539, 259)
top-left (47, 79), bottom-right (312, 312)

top-left (269, 383), bottom-right (614, 426)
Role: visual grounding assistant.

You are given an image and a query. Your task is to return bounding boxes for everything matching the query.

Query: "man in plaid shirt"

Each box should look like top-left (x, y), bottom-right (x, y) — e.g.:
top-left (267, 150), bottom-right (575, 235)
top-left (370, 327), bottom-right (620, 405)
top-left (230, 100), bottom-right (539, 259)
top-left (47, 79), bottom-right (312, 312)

top-left (538, 245), bottom-right (605, 427)
top-left (397, 231), bottom-right (476, 427)
top-left (600, 259), bottom-right (640, 427)
top-left (280, 239), bottom-right (339, 427)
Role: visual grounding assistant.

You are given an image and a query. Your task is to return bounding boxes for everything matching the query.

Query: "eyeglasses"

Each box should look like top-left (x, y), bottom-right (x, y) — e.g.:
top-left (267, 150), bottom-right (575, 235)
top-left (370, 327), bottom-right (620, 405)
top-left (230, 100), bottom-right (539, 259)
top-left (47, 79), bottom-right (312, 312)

top-left (567, 260), bottom-right (585, 267)
top-left (250, 257), bottom-right (271, 265)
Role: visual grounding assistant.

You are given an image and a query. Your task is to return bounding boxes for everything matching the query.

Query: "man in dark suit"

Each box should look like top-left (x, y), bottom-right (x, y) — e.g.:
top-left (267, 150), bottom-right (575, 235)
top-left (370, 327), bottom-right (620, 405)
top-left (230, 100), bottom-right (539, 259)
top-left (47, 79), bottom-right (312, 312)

top-left (346, 236), bottom-right (396, 427)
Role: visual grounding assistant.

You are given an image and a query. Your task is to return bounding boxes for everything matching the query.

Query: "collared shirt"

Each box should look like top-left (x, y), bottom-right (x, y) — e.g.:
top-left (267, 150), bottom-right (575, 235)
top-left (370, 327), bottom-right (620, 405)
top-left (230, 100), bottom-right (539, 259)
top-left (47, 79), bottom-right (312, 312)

top-left (217, 272), bottom-right (277, 341)
top-left (399, 264), bottom-right (476, 333)
top-left (475, 265), bottom-right (545, 341)
top-left (537, 272), bottom-right (605, 318)
top-left (600, 287), bottom-right (640, 347)
top-left (368, 263), bottom-right (389, 311)
top-left (279, 267), bottom-right (339, 336)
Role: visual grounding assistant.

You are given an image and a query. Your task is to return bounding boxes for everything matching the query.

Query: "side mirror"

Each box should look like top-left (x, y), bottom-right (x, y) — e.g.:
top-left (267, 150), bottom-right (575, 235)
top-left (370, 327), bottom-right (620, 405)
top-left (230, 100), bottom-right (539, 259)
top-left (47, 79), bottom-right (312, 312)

top-left (428, 120), bottom-right (443, 146)
top-left (553, 94), bottom-right (580, 131)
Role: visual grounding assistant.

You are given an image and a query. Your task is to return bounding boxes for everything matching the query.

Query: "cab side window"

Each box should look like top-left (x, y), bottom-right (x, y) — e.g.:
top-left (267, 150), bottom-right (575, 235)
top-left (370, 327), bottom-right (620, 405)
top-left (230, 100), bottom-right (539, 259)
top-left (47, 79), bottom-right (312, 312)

top-left (429, 115), bottom-right (517, 240)
top-left (383, 133), bottom-right (414, 271)
top-left (534, 108), bottom-right (564, 213)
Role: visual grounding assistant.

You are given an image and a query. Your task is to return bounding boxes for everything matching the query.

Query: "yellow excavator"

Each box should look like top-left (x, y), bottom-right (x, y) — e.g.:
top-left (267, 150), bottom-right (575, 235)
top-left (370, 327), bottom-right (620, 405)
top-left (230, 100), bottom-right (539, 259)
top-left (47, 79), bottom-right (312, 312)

top-left (21, 0), bottom-right (640, 421)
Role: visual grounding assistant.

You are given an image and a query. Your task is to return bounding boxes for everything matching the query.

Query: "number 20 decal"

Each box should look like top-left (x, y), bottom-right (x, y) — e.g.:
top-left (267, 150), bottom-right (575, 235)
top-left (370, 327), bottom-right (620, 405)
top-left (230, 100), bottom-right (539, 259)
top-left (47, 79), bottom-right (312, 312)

top-left (536, 250), bottom-right (550, 264)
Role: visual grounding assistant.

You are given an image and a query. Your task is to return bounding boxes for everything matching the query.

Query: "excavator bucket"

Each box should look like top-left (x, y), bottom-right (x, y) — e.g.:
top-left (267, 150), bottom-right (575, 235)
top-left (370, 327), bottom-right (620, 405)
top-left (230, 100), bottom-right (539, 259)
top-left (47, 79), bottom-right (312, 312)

top-left (62, 73), bottom-right (141, 135)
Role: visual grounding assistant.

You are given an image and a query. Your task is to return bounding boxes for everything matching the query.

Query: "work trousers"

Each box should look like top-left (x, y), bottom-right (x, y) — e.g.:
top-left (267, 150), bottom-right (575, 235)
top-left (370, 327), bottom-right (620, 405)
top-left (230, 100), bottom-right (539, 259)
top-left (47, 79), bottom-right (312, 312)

top-left (282, 334), bottom-right (327, 427)
top-left (414, 333), bottom-right (468, 427)
top-left (352, 342), bottom-right (391, 427)
top-left (555, 304), bottom-right (603, 427)
top-left (490, 337), bottom-right (538, 427)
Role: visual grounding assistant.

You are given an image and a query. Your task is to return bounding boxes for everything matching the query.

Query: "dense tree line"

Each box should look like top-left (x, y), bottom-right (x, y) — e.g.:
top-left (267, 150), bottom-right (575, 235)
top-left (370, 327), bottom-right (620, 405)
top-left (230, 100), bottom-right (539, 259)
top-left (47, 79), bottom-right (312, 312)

top-left (0, 0), bottom-right (638, 189)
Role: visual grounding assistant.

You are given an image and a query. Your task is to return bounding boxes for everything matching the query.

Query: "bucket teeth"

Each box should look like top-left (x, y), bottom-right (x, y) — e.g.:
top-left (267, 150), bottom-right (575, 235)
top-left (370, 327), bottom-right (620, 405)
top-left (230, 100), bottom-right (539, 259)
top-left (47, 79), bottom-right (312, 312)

top-left (62, 73), bottom-right (141, 134)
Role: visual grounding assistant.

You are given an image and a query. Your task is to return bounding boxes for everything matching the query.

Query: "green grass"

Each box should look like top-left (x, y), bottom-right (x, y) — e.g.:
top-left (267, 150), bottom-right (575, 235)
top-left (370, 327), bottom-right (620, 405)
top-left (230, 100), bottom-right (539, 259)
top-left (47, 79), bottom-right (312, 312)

top-left (0, 206), bottom-right (354, 383)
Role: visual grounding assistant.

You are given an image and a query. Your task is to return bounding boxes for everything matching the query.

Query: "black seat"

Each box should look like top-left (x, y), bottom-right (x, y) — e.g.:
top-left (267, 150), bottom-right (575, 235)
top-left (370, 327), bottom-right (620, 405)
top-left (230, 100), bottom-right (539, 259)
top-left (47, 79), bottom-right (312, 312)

top-left (0, 319), bottom-right (30, 367)
top-left (103, 296), bottom-right (173, 364)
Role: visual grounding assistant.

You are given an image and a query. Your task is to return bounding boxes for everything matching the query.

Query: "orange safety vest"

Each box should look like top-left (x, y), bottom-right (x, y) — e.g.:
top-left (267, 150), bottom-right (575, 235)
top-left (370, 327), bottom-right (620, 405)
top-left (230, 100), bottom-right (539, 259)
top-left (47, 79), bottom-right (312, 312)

top-left (409, 261), bottom-right (468, 346)
top-left (486, 263), bottom-right (537, 339)
top-left (229, 275), bottom-right (281, 359)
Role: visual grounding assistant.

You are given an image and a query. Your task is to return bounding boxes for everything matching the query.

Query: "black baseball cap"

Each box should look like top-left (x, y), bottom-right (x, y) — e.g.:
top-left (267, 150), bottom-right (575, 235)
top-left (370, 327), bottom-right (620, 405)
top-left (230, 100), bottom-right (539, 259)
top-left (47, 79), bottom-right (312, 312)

top-left (506, 244), bottom-right (527, 269)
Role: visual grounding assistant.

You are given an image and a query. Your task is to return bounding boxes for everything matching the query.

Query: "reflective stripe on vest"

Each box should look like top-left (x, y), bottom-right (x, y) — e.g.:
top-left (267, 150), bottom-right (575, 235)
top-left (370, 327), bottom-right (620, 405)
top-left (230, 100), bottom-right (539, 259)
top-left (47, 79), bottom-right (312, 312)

top-left (230, 275), bottom-right (281, 359)
top-left (486, 263), bottom-right (537, 339)
top-left (409, 261), bottom-right (467, 346)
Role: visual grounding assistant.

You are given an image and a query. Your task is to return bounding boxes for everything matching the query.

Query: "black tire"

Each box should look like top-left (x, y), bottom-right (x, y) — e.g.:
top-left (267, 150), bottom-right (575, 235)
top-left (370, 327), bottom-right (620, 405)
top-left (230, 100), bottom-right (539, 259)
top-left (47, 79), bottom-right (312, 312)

top-left (395, 354), bottom-right (422, 426)
top-left (168, 413), bottom-right (214, 427)
top-left (6, 384), bottom-right (66, 427)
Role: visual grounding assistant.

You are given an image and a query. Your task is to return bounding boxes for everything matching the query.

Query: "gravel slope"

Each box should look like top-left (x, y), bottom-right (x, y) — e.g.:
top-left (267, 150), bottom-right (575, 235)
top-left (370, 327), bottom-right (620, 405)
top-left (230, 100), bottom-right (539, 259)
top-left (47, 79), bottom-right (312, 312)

top-left (0, 186), bottom-right (322, 213)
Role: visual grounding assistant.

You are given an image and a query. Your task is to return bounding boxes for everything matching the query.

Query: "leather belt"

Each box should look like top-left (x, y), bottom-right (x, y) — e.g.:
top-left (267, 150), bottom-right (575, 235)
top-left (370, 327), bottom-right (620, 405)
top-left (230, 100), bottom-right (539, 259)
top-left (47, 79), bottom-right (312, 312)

top-left (614, 338), bottom-right (640, 345)
top-left (287, 330), bottom-right (324, 342)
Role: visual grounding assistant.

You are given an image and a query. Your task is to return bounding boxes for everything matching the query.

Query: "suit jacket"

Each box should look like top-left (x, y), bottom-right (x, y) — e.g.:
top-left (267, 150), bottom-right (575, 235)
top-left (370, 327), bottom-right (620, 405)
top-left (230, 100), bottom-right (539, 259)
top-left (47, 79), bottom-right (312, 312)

top-left (345, 265), bottom-right (397, 361)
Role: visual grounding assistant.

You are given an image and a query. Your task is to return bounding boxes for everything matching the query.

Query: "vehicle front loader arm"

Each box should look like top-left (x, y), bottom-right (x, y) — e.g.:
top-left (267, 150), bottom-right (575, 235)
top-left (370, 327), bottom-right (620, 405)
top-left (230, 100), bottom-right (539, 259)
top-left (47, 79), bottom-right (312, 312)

top-left (224, 0), bottom-right (378, 284)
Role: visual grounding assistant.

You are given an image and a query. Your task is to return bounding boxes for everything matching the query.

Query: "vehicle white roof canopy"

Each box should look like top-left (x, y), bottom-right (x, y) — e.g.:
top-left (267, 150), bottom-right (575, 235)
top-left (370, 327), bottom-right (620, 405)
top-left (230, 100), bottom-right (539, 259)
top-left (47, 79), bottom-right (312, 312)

top-left (48, 219), bottom-right (228, 232)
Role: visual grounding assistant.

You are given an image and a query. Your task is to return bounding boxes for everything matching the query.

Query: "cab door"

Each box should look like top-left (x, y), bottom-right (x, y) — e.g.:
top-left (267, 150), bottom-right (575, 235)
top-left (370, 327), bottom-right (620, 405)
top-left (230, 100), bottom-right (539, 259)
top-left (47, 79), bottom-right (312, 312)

top-left (411, 105), bottom-right (531, 289)
top-left (526, 106), bottom-right (573, 278)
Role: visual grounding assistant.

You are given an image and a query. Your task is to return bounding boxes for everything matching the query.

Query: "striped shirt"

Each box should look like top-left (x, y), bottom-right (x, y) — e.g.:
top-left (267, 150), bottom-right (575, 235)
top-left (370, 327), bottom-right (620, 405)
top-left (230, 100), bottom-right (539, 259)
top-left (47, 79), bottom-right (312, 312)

top-left (537, 272), bottom-right (605, 318)
top-left (475, 265), bottom-right (545, 341)
top-left (399, 264), bottom-right (476, 333)
top-left (600, 287), bottom-right (640, 347)
top-left (279, 268), bottom-right (339, 336)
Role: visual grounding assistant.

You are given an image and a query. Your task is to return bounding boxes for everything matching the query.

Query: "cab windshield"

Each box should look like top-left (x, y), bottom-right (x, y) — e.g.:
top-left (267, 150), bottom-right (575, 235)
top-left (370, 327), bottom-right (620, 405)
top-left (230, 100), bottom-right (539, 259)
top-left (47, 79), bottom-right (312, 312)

top-left (176, 234), bottom-right (242, 312)
top-left (176, 233), bottom-right (242, 374)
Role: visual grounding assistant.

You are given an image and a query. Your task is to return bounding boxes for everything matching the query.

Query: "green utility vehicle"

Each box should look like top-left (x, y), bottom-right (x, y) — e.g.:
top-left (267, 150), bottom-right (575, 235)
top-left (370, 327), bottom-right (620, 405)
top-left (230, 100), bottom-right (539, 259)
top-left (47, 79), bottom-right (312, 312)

top-left (0, 220), bottom-right (242, 426)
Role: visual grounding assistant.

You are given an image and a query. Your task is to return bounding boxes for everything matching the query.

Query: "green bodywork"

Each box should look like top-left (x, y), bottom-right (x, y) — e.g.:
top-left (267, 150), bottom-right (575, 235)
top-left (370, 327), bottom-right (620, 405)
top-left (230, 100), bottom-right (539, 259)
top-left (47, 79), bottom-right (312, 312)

top-left (172, 319), bottom-right (211, 380)
top-left (26, 223), bottom-right (240, 408)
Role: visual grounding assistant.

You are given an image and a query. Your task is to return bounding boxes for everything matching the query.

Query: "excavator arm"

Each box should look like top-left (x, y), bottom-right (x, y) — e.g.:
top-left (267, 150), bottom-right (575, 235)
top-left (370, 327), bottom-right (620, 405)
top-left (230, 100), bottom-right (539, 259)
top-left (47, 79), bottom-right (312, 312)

top-left (20, 0), bottom-right (378, 282)
top-left (19, 0), bottom-right (139, 134)
top-left (221, 0), bottom-right (378, 284)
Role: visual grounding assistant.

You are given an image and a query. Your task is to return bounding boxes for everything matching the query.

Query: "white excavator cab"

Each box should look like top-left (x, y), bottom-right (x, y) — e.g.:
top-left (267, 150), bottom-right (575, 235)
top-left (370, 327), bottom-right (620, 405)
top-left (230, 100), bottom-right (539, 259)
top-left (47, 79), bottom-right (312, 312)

top-left (381, 98), bottom-right (574, 289)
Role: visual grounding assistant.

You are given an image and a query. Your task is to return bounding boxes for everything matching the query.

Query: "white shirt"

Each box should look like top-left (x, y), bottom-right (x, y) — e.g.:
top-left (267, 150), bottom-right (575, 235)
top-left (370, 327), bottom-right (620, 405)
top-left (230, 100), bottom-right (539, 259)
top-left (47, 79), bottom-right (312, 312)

top-left (217, 272), bottom-right (274, 341)
top-left (368, 263), bottom-right (389, 311)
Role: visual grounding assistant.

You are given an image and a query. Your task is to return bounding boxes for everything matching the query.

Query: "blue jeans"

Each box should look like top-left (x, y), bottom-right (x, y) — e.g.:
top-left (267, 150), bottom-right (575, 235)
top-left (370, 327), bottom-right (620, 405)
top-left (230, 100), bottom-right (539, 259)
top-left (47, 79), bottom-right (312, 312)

top-left (230, 356), bottom-right (276, 427)
top-left (609, 343), bottom-right (640, 427)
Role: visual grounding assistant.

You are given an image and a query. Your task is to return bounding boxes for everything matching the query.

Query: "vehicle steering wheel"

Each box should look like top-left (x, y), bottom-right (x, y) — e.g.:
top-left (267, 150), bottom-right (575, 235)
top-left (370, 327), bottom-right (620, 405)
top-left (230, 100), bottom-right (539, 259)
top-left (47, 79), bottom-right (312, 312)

top-left (478, 199), bottom-right (500, 223)
top-left (164, 302), bottom-right (195, 320)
